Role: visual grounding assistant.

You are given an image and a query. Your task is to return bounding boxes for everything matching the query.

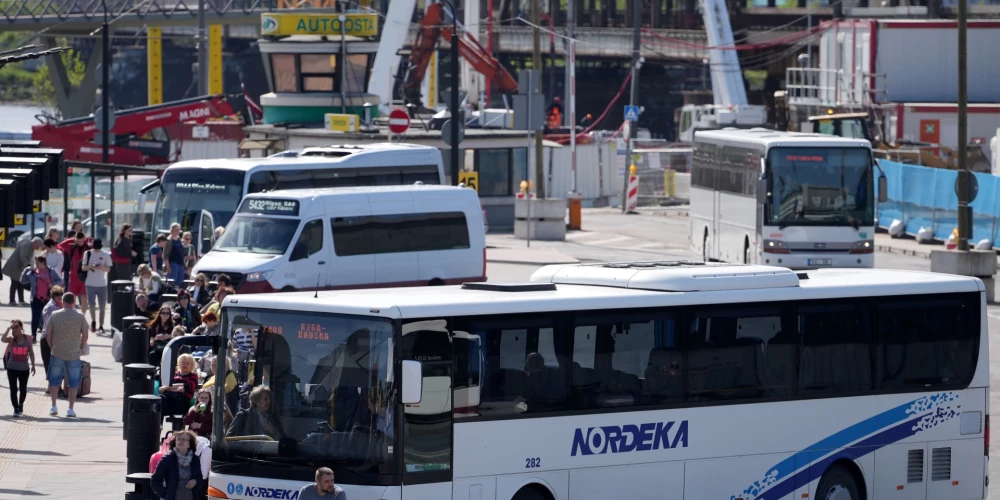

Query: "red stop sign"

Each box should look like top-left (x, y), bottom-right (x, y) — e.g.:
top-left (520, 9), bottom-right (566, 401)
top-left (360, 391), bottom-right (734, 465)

top-left (388, 109), bottom-right (410, 134)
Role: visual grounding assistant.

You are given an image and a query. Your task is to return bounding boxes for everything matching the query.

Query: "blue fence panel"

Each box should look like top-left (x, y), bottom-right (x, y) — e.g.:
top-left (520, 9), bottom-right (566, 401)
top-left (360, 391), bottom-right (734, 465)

top-left (876, 159), bottom-right (1000, 248)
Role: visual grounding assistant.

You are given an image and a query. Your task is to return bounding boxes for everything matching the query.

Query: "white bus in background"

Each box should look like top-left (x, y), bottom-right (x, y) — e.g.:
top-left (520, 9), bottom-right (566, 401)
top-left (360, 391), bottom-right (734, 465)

top-left (139, 143), bottom-right (446, 256)
top-left (209, 261), bottom-right (988, 500)
top-left (690, 128), bottom-right (887, 269)
top-left (193, 185), bottom-right (486, 293)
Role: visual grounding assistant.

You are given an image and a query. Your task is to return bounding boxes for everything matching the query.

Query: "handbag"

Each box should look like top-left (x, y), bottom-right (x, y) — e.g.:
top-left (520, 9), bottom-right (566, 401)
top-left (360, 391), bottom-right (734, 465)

top-left (76, 250), bottom-right (91, 282)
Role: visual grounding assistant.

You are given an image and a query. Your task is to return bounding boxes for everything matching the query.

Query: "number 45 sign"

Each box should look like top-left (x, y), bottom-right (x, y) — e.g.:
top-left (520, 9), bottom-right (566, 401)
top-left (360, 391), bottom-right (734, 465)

top-left (458, 171), bottom-right (479, 193)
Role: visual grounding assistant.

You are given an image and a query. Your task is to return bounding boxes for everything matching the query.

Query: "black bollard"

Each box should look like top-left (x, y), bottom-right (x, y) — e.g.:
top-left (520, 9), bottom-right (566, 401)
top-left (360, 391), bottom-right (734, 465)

top-left (123, 363), bottom-right (156, 439)
top-left (122, 318), bottom-right (151, 370)
top-left (122, 315), bottom-right (148, 333)
top-left (126, 394), bottom-right (161, 476)
top-left (111, 280), bottom-right (135, 335)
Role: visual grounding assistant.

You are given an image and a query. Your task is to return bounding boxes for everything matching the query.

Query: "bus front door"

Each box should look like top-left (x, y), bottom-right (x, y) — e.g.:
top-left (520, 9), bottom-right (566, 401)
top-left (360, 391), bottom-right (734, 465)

top-left (198, 209), bottom-right (216, 257)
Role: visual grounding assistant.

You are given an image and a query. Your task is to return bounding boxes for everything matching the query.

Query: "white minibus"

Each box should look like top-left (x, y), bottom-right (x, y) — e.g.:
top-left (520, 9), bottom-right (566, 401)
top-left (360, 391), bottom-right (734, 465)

top-left (209, 261), bottom-right (988, 500)
top-left (193, 185), bottom-right (486, 293)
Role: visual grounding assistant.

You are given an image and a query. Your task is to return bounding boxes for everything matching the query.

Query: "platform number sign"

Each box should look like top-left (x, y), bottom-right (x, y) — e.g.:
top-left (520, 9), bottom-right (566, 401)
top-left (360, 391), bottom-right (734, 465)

top-left (13, 214), bottom-right (24, 225)
top-left (458, 171), bottom-right (479, 193)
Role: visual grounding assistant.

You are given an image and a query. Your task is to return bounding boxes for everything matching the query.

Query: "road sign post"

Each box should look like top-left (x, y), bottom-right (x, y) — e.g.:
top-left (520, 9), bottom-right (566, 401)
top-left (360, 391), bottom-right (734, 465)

top-left (624, 105), bottom-right (640, 122)
top-left (388, 109), bottom-right (410, 136)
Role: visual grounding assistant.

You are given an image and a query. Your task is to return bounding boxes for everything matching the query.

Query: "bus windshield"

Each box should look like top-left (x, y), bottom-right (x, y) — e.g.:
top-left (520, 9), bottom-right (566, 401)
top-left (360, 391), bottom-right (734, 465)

top-left (765, 147), bottom-right (874, 229)
top-left (215, 308), bottom-right (396, 476)
top-left (214, 216), bottom-right (300, 255)
top-left (155, 168), bottom-right (246, 234)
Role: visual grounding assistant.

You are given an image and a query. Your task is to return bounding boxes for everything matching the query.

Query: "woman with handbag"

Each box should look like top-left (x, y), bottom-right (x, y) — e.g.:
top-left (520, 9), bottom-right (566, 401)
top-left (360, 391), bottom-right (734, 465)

top-left (2, 320), bottom-right (36, 417)
top-left (20, 256), bottom-right (63, 342)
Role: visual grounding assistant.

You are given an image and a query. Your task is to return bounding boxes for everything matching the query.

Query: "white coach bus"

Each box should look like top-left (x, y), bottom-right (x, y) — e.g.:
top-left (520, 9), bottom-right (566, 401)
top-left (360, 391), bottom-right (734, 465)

top-left (208, 261), bottom-right (987, 500)
top-left (690, 128), bottom-right (887, 269)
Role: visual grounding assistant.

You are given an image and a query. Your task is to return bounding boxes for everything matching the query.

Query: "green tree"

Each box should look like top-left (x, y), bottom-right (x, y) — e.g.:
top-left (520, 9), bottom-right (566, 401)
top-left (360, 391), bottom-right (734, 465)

top-left (32, 41), bottom-right (87, 111)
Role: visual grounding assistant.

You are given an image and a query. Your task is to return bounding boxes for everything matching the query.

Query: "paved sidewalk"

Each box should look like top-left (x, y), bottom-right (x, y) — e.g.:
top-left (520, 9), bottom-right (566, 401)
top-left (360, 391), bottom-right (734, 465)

top-left (0, 299), bottom-right (128, 500)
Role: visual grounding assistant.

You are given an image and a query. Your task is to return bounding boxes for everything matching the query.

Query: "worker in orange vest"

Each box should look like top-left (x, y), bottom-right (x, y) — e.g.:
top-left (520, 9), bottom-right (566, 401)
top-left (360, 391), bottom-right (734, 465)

top-left (546, 97), bottom-right (563, 130)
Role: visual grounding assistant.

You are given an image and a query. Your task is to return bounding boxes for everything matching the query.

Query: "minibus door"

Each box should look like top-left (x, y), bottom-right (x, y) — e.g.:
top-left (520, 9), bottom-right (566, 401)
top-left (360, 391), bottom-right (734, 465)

top-left (198, 209), bottom-right (216, 257)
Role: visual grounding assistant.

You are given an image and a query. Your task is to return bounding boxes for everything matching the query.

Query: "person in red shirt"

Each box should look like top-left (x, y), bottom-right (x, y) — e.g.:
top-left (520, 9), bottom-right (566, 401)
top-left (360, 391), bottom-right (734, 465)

top-left (59, 232), bottom-right (91, 316)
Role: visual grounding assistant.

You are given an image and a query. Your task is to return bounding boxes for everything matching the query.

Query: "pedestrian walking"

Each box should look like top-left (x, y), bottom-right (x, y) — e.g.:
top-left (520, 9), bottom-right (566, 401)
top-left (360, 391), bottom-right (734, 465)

top-left (39, 286), bottom-right (64, 374)
top-left (20, 255), bottom-right (63, 342)
top-left (298, 467), bottom-right (346, 500)
top-left (2, 237), bottom-right (42, 306)
top-left (82, 239), bottom-right (113, 333)
top-left (150, 234), bottom-right (168, 274)
top-left (2, 320), bottom-right (36, 417)
top-left (112, 224), bottom-right (137, 282)
top-left (182, 231), bottom-right (197, 278)
top-left (44, 292), bottom-right (89, 417)
top-left (164, 223), bottom-right (186, 286)
top-left (43, 238), bottom-right (63, 279)
top-left (60, 232), bottom-right (91, 316)
top-left (150, 429), bottom-right (203, 500)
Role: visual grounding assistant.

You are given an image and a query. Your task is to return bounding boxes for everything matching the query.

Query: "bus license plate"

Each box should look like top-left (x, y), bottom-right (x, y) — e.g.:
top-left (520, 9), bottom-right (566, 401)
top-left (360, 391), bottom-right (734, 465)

top-left (808, 259), bottom-right (833, 266)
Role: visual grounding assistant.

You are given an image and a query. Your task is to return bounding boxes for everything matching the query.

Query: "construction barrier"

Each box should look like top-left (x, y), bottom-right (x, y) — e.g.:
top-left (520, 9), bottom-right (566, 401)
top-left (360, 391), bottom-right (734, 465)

top-left (626, 166), bottom-right (639, 213)
top-left (877, 159), bottom-right (1000, 248)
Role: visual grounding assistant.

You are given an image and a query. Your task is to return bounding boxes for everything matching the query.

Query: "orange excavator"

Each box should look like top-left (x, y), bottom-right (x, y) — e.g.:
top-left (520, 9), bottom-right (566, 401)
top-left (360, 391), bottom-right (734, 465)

top-left (402, 3), bottom-right (518, 109)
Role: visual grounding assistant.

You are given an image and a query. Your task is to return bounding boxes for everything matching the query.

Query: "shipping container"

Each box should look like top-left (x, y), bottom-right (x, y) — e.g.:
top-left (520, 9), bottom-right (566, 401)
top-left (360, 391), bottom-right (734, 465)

top-left (816, 20), bottom-right (1000, 105)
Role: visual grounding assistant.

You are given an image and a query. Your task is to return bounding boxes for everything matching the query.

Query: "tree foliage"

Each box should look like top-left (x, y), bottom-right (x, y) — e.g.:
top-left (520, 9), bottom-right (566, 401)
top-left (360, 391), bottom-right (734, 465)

top-left (0, 32), bottom-right (86, 111)
top-left (31, 42), bottom-right (87, 110)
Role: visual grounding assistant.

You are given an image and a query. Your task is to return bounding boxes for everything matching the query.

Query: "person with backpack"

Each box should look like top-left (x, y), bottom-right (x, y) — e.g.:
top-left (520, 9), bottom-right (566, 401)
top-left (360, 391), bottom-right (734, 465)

top-left (20, 255), bottom-right (63, 342)
top-left (2, 237), bottom-right (42, 306)
top-left (59, 232), bottom-right (91, 318)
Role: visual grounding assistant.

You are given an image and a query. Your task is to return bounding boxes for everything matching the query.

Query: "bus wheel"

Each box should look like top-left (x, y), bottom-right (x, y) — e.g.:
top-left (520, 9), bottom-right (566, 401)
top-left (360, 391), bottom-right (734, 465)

top-left (512, 485), bottom-right (550, 500)
top-left (281, 286), bottom-right (295, 293)
top-left (428, 279), bottom-right (444, 286)
top-left (815, 464), bottom-right (862, 500)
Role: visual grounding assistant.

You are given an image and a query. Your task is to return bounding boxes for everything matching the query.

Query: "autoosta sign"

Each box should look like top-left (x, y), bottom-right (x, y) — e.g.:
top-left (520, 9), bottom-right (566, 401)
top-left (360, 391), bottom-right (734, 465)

top-left (260, 12), bottom-right (379, 37)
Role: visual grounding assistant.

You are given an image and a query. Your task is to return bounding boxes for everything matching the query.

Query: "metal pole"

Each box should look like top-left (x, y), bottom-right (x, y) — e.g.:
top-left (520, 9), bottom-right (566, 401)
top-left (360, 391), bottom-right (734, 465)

top-left (101, 2), bottom-right (110, 165)
top-left (340, 12), bottom-right (348, 114)
top-left (532, 0), bottom-right (545, 197)
top-left (621, 0), bottom-right (640, 212)
top-left (957, 0), bottom-right (969, 251)
top-left (197, 0), bottom-right (207, 96)
top-left (567, 0), bottom-right (577, 194)
top-left (806, 4), bottom-right (812, 100)
top-left (450, 1), bottom-right (460, 185)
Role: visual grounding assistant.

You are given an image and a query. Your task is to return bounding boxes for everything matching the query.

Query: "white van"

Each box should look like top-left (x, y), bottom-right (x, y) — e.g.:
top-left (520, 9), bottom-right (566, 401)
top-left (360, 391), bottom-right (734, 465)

top-left (193, 185), bottom-right (487, 293)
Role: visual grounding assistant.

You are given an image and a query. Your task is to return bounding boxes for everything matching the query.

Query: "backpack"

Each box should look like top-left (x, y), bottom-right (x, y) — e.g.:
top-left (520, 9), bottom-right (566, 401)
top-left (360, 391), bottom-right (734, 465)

top-left (75, 250), bottom-right (91, 282)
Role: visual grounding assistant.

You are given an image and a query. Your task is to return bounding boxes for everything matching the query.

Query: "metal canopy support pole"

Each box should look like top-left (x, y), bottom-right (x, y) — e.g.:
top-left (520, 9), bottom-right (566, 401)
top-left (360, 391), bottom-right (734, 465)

top-left (957, 0), bottom-right (970, 251)
top-left (101, 1), bottom-right (110, 165)
top-left (448, 0), bottom-right (460, 185)
top-left (567, 0), bottom-right (577, 194)
top-left (340, 10), bottom-right (348, 114)
top-left (197, 0), bottom-right (207, 96)
top-left (622, 0), bottom-right (640, 212)
top-left (532, 0), bottom-right (545, 198)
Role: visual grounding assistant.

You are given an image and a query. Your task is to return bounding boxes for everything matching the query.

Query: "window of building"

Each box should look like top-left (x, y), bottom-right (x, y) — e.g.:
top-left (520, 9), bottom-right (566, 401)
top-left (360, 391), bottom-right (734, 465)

top-left (344, 54), bottom-right (370, 93)
top-left (476, 149), bottom-right (511, 197)
top-left (270, 54), bottom-right (298, 92)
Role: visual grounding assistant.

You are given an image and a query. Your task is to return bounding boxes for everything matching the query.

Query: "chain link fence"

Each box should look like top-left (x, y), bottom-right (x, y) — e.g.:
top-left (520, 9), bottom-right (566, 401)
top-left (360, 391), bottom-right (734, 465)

top-left (630, 146), bottom-right (692, 206)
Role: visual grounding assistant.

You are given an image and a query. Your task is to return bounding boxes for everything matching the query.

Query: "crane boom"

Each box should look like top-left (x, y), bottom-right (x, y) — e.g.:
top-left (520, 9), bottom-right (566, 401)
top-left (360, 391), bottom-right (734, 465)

top-left (701, 0), bottom-right (748, 107)
top-left (403, 3), bottom-right (518, 107)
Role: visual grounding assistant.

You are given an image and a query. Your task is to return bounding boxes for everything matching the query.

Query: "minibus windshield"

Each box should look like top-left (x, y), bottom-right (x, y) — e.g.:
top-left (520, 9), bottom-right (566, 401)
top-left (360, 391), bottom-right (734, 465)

top-left (215, 216), bottom-right (300, 255)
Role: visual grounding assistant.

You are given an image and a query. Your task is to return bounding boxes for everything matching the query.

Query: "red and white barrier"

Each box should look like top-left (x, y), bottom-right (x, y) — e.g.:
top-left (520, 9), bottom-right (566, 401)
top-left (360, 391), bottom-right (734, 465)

top-left (625, 172), bottom-right (639, 212)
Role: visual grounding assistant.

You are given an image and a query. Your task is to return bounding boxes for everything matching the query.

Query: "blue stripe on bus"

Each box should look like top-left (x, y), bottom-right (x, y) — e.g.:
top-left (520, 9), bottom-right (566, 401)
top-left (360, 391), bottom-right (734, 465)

top-left (757, 414), bottom-right (925, 500)
top-left (733, 392), bottom-right (961, 500)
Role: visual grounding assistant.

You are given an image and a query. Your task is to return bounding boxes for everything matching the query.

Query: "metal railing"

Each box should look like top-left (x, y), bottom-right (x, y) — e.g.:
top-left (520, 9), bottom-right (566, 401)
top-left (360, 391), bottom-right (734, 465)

top-left (785, 67), bottom-right (887, 109)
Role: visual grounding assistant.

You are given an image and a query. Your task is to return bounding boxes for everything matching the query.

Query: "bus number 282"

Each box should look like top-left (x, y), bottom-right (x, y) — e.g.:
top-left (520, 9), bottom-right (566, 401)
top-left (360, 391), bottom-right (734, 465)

top-left (525, 457), bottom-right (541, 469)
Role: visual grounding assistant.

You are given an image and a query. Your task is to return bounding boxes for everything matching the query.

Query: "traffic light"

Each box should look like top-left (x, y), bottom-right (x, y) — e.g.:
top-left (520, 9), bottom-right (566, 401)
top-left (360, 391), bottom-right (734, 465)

top-left (0, 147), bottom-right (65, 190)
top-left (0, 178), bottom-right (21, 227)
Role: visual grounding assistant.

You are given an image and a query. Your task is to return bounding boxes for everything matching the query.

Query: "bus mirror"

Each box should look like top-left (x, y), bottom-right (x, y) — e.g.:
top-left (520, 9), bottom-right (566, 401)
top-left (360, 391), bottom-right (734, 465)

top-left (402, 360), bottom-right (423, 405)
top-left (878, 175), bottom-right (888, 203)
top-left (757, 178), bottom-right (768, 204)
top-left (138, 192), bottom-right (147, 214)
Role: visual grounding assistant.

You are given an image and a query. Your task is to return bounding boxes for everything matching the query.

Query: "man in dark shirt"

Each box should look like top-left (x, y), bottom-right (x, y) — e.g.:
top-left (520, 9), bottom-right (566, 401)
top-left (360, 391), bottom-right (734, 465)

top-left (297, 468), bottom-right (345, 500)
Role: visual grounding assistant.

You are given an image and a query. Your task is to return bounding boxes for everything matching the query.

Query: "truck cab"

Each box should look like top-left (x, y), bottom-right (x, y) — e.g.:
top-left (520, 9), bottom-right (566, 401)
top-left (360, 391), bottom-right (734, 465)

top-left (808, 112), bottom-right (873, 142)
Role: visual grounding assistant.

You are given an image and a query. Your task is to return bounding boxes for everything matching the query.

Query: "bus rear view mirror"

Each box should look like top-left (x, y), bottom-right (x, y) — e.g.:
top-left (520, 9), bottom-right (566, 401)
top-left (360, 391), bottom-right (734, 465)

top-left (878, 175), bottom-right (888, 203)
top-left (757, 178), bottom-right (768, 204)
top-left (402, 360), bottom-right (423, 405)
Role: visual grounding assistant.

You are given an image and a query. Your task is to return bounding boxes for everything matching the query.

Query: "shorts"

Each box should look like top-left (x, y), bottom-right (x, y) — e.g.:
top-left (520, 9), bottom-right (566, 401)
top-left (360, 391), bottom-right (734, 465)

top-left (48, 356), bottom-right (82, 389)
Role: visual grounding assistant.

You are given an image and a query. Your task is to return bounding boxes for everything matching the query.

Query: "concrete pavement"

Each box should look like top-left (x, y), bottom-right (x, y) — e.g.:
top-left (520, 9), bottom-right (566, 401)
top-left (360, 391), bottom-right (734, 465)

top-left (0, 301), bottom-right (128, 500)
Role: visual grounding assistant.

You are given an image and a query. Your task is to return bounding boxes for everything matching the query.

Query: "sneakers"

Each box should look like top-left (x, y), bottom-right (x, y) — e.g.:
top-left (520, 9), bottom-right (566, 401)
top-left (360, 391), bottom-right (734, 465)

top-left (66, 408), bottom-right (77, 418)
top-left (49, 406), bottom-right (58, 416)
top-left (13, 410), bottom-right (21, 418)
top-left (91, 320), bottom-right (97, 331)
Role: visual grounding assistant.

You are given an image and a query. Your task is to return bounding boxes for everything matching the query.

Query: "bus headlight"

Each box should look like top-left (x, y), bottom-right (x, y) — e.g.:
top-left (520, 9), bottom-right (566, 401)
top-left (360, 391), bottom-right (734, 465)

top-left (245, 270), bottom-right (273, 282)
top-left (763, 239), bottom-right (790, 254)
top-left (849, 240), bottom-right (874, 254)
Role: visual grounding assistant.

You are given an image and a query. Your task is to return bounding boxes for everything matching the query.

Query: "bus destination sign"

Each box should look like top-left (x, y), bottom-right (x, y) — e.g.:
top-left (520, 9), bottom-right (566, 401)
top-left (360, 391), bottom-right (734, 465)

top-left (239, 199), bottom-right (300, 216)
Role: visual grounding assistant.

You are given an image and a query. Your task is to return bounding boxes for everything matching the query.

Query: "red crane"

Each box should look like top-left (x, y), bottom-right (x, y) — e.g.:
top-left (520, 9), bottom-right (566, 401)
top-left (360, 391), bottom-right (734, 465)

top-left (31, 94), bottom-right (248, 166)
top-left (403, 3), bottom-right (518, 107)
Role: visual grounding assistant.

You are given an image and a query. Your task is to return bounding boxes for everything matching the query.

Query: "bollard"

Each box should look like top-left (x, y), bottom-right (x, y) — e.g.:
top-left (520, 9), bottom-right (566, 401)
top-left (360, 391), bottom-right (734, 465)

top-left (125, 472), bottom-right (154, 500)
top-left (123, 363), bottom-right (156, 439)
top-left (111, 280), bottom-right (135, 335)
top-left (126, 394), bottom-right (162, 476)
top-left (122, 317), bottom-right (151, 369)
top-left (568, 194), bottom-right (582, 230)
top-left (122, 315), bottom-right (148, 333)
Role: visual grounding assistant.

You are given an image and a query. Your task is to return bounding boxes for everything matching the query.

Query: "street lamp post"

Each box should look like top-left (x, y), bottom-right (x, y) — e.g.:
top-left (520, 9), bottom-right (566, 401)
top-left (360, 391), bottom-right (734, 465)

top-left (101, 0), bottom-right (110, 164)
top-left (443, 0), bottom-right (460, 185)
